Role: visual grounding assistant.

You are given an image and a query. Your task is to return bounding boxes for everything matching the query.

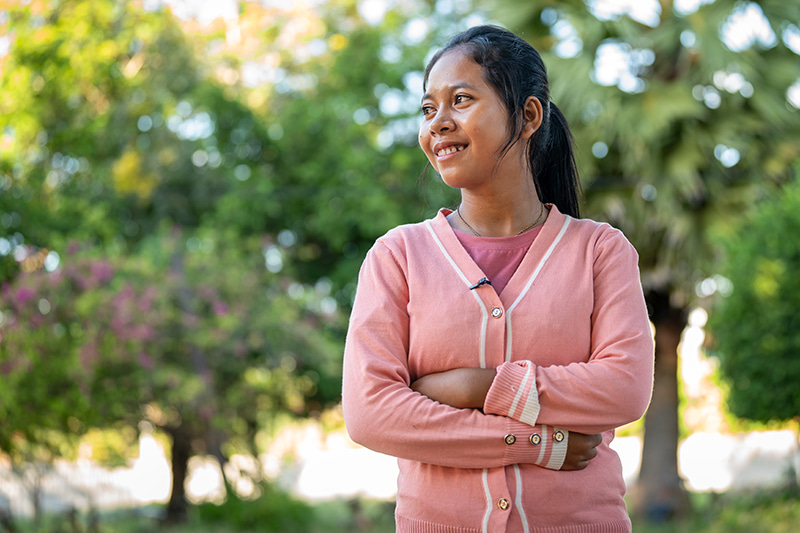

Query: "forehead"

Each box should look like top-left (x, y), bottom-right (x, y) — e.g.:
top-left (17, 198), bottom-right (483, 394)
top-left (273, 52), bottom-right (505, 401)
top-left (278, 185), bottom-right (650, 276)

top-left (424, 49), bottom-right (489, 94)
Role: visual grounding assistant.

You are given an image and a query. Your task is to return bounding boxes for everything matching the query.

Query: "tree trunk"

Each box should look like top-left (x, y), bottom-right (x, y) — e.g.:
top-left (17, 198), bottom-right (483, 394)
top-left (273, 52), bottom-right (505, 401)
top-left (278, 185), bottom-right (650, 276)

top-left (0, 504), bottom-right (19, 533)
top-left (633, 289), bottom-right (691, 522)
top-left (166, 427), bottom-right (191, 523)
top-left (207, 428), bottom-right (232, 495)
top-left (793, 419), bottom-right (800, 489)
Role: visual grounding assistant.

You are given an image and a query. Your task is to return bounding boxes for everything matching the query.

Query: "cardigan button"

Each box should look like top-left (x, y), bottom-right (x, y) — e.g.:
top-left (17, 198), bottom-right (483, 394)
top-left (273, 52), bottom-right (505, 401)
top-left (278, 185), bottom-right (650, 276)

top-left (530, 433), bottom-right (541, 445)
top-left (504, 434), bottom-right (516, 445)
top-left (554, 430), bottom-right (565, 443)
top-left (491, 307), bottom-right (503, 318)
top-left (498, 498), bottom-right (510, 511)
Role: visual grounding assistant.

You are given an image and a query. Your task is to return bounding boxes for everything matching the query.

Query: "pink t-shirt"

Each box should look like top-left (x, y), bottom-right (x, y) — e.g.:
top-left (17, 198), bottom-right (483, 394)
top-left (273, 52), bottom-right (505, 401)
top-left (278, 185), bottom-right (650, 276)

top-left (453, 226), bottom-right (543, 294)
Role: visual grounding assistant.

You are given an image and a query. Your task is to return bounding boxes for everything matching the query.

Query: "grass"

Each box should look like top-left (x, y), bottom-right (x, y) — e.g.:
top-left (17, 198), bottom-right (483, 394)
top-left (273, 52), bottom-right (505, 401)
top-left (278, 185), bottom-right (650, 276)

top-left (9, 493), bottom-right (396, 533)
top-left (9, 486), bottom-right (799, 533)
top-left (631, 487), bottom-right (800, 533)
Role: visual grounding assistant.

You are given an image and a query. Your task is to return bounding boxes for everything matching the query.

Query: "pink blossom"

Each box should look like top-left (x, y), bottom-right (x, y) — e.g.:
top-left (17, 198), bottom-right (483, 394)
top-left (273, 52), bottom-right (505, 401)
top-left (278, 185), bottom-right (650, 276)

top-left (79, 343), bottom-right (99, 369)
top-left (213, 301), bottom-right (229, 316)
top-left (117, 285), bottom-right (135, 301)
top-left (138, 286), bottom-right (158, 311)
top-left (137, 352), bottom-right (155, 370)
top-left (15, 287), bottom-right (35, 306)
top-left (1, 359), bottom-right (18, 375)
top-left (75, 274), bottom-right (91, 291)
top-left (48, 269), bottom-right (64, 286)
top-left (111, 317), bottom-right (127, 339)
top-left (63, 264), bottom-right (80, 285)
top-left (182, 314), bottom-right (199, 328)
top-left (132, 324), bottom-right (155, 342)
top-left (90, 261), bottom-right (114, 284)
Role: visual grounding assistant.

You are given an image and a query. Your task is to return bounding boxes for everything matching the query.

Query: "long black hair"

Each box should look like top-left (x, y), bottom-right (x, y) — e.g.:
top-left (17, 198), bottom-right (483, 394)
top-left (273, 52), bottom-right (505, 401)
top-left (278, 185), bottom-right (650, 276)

top-left (423, 25), bottom-right (582, 218)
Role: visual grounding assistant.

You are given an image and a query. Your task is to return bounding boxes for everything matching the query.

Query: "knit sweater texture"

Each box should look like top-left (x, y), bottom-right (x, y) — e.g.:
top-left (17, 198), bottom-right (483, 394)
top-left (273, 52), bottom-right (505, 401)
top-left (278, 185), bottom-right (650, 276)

top-left (342, 206), bottom-right (655, 533)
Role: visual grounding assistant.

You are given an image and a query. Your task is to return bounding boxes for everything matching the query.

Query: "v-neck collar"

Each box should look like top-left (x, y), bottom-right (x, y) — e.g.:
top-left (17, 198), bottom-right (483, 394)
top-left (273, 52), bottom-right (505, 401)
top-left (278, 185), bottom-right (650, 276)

top-left (429, 205), bottom-right (569, 304)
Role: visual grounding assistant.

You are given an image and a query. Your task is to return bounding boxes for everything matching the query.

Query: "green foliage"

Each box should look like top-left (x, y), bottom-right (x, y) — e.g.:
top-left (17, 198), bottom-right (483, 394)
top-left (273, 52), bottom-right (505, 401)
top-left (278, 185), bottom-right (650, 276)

top-left (203, 11), bottom-right (449, 292)
top-left (192, 491), bottom-right (399, 533)
top-left (194, 484), bottom-right (316, 533)
top-left (81, 425), bottom-right (140, 468)
top-left (0, 228), bottom-right (342, 461)
top-left (0, 0), bottom-right (203, 252)
top-left (631, 487), bottom-right (800, 533)
top-left (493, 0), bottom-right (800, 518)
top-left (0, 0), bottom-right (461, 302)
top-left (707, 177), bottom-right (800, 423)
top-left (498, 1), bottom-right (800, 299)
top-left (0, 0), bottom-right (477, 519)
top-left (10, 493), bottom-right (398, 533)
top-left (10, 489), bottom-right (800, 533)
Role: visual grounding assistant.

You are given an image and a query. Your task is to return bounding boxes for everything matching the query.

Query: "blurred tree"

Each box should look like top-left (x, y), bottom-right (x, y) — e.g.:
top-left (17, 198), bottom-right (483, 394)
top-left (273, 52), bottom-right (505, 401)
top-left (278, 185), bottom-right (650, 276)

top-left (193, 0), bottom-right (459, 300)
top-left (0, 0), bottom-right (345, 522)
top-left (707, 174), bottom-right (800, 445)
top-left (0, 0), bottom-right (473, 522)
top-left (0, 228), bottom-right (342, 522)
top-left (495, 0), bottom-right (800, 521)
top-left (0, 0), bottom-right (204, 259)
top-left (0, 0), bottom-right (453, 299)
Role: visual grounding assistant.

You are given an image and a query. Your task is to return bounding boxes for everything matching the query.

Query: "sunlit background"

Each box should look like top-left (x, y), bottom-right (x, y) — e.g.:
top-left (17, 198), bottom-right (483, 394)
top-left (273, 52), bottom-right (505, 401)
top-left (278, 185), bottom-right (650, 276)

top-left (1, 0), bottom-right (800, 531)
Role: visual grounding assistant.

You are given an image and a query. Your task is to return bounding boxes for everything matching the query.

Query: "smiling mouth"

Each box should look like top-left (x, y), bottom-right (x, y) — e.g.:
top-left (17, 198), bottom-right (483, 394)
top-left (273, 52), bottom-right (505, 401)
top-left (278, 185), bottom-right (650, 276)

top-left (436, 145), bottom-right (466, 157)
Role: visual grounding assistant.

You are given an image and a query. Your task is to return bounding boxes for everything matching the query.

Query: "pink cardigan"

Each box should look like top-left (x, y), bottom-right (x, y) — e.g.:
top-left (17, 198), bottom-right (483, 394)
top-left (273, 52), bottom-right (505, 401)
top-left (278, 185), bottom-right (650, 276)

top-left (343, 206), bottom-right (654, 533)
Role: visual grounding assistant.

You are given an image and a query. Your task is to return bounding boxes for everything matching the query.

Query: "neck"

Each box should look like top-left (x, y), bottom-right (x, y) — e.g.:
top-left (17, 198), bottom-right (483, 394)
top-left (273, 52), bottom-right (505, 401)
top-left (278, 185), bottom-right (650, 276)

top-left (456, 188), bottom-right (544, 237)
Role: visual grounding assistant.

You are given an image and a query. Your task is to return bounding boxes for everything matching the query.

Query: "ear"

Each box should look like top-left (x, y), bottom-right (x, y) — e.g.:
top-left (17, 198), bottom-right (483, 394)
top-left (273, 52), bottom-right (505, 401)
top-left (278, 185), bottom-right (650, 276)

top-left (520, 96), bottom-right (543, 140)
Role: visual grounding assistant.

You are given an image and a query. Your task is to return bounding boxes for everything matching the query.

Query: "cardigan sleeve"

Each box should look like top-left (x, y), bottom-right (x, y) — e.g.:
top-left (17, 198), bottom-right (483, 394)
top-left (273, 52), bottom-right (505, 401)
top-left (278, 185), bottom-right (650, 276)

top-left (484, 227), bottom-right (655, 435)
top-left (343, 240), bottom-right (568, 470)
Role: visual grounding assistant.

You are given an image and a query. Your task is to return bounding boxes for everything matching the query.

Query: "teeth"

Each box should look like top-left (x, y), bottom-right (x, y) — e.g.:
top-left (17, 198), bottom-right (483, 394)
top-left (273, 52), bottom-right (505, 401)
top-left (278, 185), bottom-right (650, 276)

top-left (437, 145), bottom-right (464, 156)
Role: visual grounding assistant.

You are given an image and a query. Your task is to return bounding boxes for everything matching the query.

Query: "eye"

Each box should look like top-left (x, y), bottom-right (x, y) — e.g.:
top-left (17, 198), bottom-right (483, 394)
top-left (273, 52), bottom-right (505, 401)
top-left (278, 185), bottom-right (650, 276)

top-left (454, 94), bottom-right (471, 104)
top-left (420, 104), bottom-right (435, 117)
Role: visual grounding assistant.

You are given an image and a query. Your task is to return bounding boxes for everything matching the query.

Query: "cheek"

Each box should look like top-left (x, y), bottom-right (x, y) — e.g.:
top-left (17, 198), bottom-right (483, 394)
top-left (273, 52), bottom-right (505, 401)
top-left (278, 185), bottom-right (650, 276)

top-left (418, 131), bottom-right (436, 165)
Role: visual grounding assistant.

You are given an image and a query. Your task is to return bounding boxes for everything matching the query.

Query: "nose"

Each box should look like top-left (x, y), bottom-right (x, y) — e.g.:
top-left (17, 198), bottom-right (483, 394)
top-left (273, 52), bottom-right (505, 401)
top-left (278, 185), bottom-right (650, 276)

top-left (429, 108), bottom-right (455, 135)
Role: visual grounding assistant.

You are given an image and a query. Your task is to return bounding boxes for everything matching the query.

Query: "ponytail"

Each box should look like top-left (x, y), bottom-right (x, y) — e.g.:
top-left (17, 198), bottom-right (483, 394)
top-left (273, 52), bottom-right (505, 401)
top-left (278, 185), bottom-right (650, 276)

top-left (531, 102), bottom-right (582, 218)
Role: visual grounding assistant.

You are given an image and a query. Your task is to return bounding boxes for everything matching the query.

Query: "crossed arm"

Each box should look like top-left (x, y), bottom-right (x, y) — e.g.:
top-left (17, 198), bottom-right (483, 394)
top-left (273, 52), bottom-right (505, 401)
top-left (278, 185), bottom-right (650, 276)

top-left (411, 368), bottom-right (602, 471)
top-left (409, 231), bottom-right (654, 471)
top-left (345, 232), bottom-right (652, 472)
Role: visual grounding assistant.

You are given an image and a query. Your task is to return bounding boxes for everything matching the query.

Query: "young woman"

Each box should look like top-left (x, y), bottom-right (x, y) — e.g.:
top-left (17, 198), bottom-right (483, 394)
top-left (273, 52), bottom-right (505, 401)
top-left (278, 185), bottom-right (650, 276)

top-left (342, 25), bottom-right (654, 533)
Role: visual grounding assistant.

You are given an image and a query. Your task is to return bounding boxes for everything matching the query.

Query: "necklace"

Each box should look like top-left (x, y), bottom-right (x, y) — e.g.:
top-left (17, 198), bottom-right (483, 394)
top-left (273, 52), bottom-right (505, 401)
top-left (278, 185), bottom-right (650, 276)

top-left (457, 203), bottom-right (545, 237)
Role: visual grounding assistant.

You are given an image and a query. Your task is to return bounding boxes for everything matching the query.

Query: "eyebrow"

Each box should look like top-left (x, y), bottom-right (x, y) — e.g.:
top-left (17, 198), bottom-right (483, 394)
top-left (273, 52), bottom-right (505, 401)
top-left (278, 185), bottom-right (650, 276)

top-left (421, 82), bottom-right (481, 103)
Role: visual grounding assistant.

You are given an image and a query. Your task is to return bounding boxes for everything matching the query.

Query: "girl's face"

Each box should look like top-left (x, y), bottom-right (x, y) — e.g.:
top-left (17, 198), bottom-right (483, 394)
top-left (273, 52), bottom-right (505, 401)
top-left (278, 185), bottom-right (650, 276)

top-left (419, 49), bottom-right (532, 194)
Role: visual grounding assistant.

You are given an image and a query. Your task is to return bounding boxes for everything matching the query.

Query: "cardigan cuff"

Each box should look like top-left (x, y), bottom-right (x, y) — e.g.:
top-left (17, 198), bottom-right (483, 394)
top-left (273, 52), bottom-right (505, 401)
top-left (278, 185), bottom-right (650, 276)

top-left (502, 421), bottom-right (569, 471)
top-left (484, 361), bottom-right (540, 426)
top-left (546, 427), bottom-right (568, 470)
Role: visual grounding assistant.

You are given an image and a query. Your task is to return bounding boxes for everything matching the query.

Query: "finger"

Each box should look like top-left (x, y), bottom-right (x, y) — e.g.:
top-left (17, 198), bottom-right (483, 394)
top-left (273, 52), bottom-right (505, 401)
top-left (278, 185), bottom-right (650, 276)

top-left (561, 460), bottom-right (589, 471)
top-left (574, 447), bottom-right (598, 463)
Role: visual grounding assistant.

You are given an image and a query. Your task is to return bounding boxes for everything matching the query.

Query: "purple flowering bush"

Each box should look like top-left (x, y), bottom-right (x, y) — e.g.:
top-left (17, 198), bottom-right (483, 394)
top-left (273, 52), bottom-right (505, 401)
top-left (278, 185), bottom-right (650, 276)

top-left (0, 228), bottom-right (342, 510)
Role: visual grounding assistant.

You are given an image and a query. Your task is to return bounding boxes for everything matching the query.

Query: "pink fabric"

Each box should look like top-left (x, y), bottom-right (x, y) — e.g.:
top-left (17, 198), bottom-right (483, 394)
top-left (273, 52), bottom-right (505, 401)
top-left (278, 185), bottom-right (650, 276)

top-left (453, 225), bottom-right (542, 294)
top-left (343, 205), bottom-right (654, 532)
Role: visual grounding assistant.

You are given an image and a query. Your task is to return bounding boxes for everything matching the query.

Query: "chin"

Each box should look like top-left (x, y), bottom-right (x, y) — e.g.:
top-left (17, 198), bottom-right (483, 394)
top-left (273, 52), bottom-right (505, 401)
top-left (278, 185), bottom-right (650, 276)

top-left (439, 175), bottom-right (473, 190)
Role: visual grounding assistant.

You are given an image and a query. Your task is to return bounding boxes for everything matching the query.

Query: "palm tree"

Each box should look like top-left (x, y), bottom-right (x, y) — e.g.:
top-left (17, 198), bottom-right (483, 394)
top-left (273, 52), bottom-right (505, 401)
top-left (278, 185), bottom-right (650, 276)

top-left (501, 0), bottom-right (800, 520)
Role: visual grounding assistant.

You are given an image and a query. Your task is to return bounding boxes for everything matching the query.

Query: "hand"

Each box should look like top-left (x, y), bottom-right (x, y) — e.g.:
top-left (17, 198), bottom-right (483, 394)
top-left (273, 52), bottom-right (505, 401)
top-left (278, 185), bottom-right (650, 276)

top-left (411, 368), bottom-right (497, 409)
top-left (561, 431), bottom-right (601, 471)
